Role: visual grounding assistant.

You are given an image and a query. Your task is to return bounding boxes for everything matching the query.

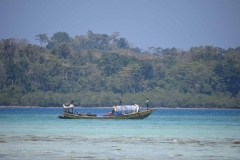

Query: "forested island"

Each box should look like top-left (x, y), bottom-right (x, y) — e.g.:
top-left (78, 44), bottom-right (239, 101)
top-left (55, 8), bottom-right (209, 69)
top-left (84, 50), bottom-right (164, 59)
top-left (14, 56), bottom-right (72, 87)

top-left (0, 31), bottom-right (239, 108)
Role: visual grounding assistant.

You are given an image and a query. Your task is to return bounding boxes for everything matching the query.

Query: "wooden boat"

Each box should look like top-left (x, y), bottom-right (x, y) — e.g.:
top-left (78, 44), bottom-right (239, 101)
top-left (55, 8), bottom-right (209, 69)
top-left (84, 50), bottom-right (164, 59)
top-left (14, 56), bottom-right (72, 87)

top-left (58, 104), bottom-right (156, 119)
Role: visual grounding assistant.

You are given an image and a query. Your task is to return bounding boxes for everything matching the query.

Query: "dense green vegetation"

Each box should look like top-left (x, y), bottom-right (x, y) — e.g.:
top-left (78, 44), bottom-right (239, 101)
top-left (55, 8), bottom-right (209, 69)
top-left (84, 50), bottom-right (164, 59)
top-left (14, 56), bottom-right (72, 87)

top-left (0, 31), bottom-right (240, 108)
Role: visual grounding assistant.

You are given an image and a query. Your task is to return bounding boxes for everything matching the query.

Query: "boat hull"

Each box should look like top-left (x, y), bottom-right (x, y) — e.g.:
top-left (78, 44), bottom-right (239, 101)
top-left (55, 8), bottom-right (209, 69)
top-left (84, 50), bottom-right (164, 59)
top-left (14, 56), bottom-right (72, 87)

top-left (58, 108), bottom-right (156, 119)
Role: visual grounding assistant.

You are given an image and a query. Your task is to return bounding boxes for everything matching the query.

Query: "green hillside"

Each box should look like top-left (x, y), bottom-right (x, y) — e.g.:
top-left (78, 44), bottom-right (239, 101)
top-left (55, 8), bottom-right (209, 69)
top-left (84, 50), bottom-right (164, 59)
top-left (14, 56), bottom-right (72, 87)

top-left (0, 31), bottom-right (240, 108)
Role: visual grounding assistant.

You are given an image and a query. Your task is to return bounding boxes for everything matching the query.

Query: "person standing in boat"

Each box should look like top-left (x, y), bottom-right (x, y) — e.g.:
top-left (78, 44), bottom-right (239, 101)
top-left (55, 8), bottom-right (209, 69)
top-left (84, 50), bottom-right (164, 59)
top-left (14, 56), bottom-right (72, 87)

top-left (146, 98), bottom-right (150, 110)
top-left (119, 95), bottom-right (122, 105)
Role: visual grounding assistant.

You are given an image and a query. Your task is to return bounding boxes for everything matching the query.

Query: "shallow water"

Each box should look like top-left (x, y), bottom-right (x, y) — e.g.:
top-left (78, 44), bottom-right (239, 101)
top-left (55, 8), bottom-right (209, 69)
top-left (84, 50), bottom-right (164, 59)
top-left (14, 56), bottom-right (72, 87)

top-left (0, 108), bottom-right (240, 159)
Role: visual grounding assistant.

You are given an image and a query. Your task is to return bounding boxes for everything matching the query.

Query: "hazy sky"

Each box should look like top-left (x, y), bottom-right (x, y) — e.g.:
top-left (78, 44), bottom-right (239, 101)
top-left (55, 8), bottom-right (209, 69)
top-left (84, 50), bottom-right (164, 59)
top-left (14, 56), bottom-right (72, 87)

top-left (0, 0), bottom-right (240, 51)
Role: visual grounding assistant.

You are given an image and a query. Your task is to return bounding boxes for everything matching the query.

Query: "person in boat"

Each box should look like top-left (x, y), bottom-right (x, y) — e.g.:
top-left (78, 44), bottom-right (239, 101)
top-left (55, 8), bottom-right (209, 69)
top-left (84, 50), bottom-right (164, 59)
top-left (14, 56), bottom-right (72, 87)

top-left (112, 106), bottom-right (115, 114)
top-left (119, 95), bottom-right (122, 105)
top-left (146, 98), bottom-right (150, 110)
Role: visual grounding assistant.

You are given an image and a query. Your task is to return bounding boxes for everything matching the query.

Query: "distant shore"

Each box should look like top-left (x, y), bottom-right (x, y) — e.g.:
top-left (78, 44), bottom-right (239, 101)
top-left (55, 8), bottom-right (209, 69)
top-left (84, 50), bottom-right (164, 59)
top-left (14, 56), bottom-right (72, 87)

top-left (0, 106), bottom-right (239, 109)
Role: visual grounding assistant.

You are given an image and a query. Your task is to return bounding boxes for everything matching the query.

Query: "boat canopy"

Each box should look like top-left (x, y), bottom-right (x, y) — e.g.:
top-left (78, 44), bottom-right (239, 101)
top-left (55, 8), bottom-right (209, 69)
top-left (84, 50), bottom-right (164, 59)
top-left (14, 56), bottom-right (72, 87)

top-left (63, 104), bottom-right (74, 114)
top-left (63, 104), bottom-right (74, 109)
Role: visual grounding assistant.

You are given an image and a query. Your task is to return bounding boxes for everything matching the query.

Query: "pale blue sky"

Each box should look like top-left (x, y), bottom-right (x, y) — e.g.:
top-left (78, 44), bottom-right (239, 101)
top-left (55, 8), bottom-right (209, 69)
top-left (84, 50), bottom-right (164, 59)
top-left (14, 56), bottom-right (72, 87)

top-left (0, 0), bottom-right (239, 51)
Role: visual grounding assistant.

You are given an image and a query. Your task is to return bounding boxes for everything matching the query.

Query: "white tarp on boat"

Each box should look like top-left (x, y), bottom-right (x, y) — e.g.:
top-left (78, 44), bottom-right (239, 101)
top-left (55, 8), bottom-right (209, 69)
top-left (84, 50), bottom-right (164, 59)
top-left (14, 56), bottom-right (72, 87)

top-left (63, 104), bottom-right (74, 109)
top-left (114, 104), bottom-right (139, 115)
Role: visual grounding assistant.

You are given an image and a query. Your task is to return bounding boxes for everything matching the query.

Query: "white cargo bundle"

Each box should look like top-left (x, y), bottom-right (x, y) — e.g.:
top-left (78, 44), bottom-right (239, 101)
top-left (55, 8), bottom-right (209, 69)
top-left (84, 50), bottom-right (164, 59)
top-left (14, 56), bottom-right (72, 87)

top-left (114, 104), bottom-right (139, 115)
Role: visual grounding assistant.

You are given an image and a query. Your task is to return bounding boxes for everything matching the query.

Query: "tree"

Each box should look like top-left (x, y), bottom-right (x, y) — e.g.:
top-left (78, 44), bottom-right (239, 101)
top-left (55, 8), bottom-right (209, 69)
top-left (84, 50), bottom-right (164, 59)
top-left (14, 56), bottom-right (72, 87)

top-left (0, 62), bottom-right (7, 88)
top-left (117, 38), bottom-right (129, 49)
top-left (51, 32), bottom-right (70, 44)
top-left (214, 54), bottom-right (240, 96)
top-left (0, 38), bottom-right (17, 60)
top-left (35, 34), bottom-right (49, 46)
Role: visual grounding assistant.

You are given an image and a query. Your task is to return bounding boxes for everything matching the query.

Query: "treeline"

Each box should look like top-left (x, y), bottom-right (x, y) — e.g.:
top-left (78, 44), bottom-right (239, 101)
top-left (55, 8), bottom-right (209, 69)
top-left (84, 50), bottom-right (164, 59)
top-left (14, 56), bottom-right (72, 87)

top-left (0, 31), bottom-right (240, 108)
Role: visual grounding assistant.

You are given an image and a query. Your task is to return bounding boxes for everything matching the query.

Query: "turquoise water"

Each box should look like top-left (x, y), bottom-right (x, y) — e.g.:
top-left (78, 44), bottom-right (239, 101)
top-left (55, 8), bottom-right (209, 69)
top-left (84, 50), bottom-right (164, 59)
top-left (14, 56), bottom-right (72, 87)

top-left (0, 108), bottom-right (240, 160)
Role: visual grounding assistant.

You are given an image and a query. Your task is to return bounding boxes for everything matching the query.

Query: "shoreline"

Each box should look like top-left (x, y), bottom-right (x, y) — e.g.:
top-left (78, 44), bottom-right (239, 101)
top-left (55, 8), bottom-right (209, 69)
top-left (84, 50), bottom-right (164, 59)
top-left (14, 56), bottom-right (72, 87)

top-left (0, 106), bottom-right (239, 110)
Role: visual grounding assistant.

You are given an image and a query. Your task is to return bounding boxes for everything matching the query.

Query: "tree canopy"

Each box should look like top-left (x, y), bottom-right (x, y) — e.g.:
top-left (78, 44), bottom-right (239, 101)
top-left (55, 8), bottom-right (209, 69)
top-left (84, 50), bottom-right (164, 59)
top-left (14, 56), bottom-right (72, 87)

top-left (35, 33), bottom-right (48, 46)
top-left (0, 31), bottom-right (240, 108)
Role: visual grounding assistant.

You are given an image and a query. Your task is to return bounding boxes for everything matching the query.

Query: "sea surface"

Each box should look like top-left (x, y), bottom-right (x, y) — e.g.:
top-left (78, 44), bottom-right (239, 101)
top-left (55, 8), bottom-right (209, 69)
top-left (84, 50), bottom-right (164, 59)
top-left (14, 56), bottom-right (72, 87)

top-left (0, 107), bottom-right (240, 160)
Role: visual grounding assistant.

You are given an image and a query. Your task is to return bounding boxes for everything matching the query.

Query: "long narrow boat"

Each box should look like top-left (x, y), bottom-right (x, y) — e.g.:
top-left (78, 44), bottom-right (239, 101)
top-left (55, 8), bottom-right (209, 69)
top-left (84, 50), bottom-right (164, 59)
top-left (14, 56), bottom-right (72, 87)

top-left (58, 104), bottom-right (156, 119)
